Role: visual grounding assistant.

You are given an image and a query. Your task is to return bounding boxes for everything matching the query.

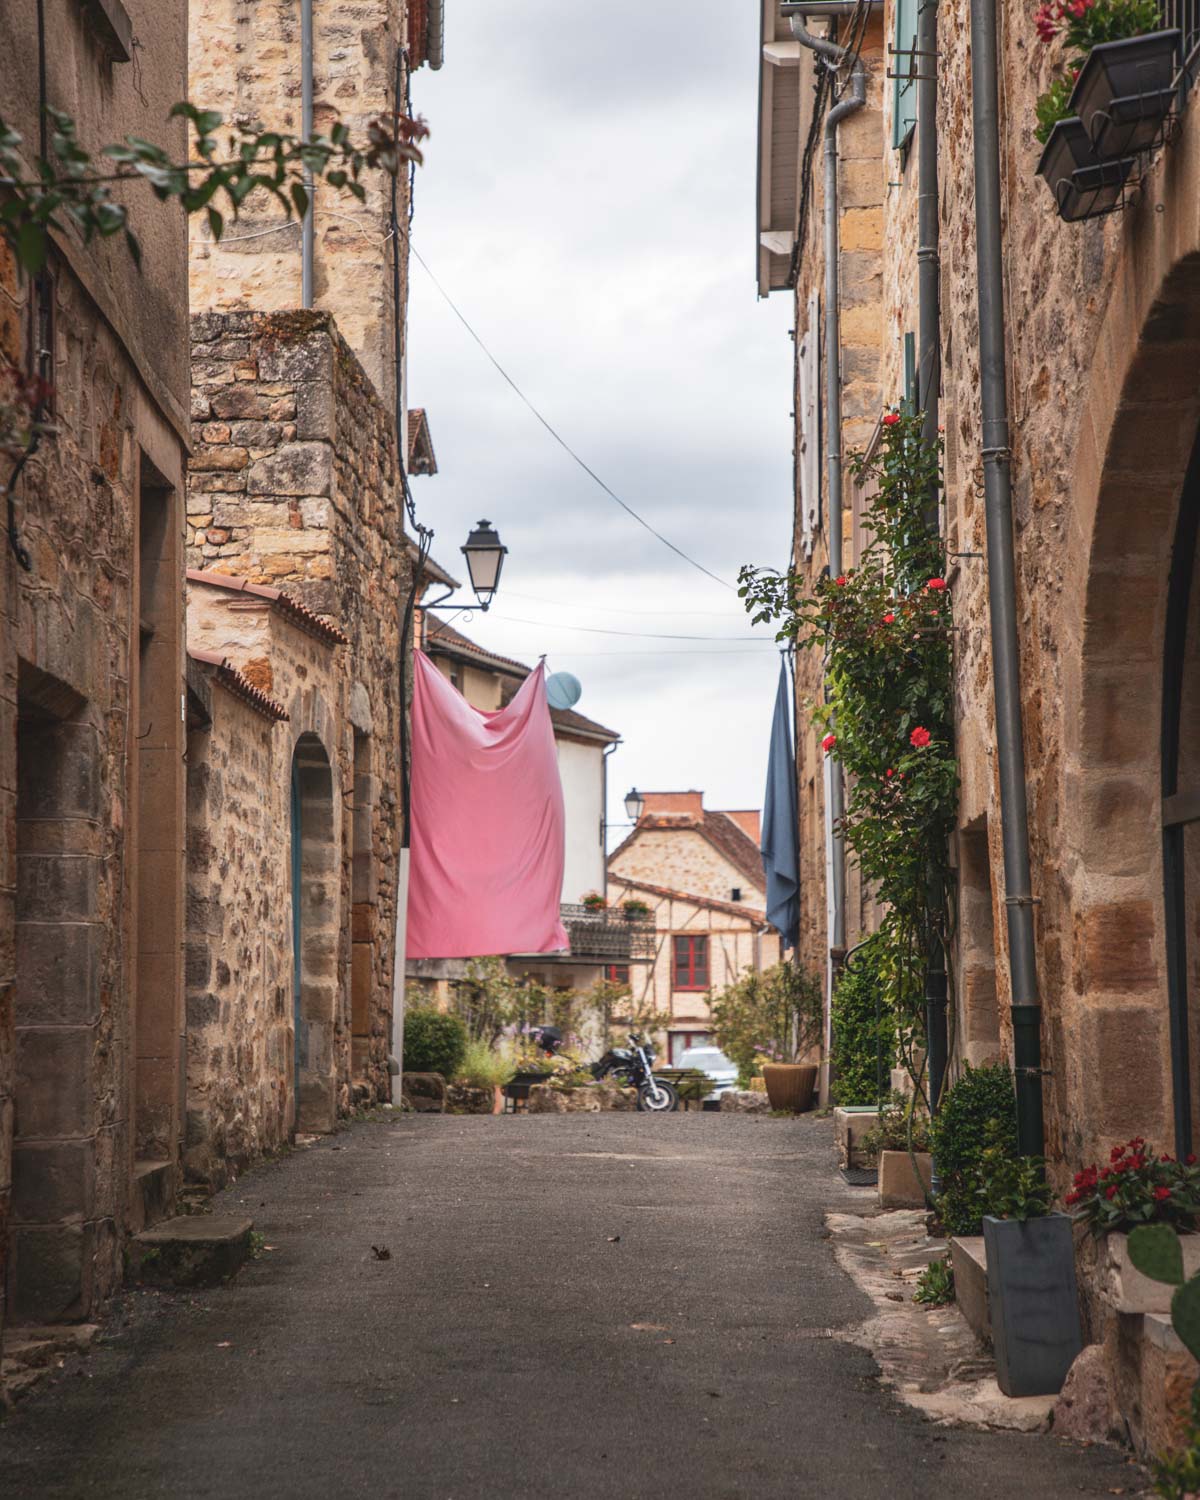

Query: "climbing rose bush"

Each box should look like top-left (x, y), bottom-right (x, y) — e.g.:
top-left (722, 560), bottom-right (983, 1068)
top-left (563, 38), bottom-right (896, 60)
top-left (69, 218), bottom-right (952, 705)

top-left (739, 410), bottom-right (956, 1045)
top-left (1067, 1137), bottom-right (1200, 1236)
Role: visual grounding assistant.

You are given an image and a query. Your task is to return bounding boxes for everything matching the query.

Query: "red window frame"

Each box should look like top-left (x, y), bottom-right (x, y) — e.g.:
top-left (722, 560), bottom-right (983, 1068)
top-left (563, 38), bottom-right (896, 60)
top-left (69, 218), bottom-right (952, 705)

top-left (672, 934), bottom-right (709, 991)
top-left (605, 964), bottom-right (630, 984)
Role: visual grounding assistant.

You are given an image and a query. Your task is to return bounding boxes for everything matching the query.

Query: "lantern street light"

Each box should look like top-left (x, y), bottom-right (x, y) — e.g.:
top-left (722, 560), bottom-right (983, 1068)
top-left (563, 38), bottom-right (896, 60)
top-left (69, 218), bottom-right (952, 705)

top-left (623, 787), bottom-right (645, 824)
top-left (461, 519), bottom-right (507, 612)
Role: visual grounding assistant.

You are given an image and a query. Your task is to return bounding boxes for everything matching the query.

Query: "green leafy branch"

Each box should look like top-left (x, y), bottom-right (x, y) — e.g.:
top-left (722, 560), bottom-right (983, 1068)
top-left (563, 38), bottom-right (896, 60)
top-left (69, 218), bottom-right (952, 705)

top-left (0, 102), bottom-right (429, 274)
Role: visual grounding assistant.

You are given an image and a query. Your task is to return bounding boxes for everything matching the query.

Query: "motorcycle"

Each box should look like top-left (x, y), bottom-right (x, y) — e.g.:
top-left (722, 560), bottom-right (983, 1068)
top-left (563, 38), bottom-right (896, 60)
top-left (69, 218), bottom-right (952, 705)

top-left (591, 1032), bottom-right (679, 1114)
top-left (526, 1026), bottom-right (679, 1113)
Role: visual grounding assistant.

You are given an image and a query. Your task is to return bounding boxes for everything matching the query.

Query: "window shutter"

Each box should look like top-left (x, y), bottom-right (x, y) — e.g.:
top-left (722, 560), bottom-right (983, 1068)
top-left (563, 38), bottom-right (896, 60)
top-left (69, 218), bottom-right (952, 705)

top-left (892, 0), bottom-right (918, 149)
top-left (798, 291), bottom-right (820, 557)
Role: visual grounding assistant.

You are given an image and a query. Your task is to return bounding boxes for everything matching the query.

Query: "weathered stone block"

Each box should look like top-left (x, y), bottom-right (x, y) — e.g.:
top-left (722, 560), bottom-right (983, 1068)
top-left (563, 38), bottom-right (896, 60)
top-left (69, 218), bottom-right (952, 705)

top-left (11, 1223), bottom-right (94, 1322)
top-left (14, 922), bottom-right (100, 1027)
top-left (1102, 1231), bottom-right (1200, 1313)
top-left (950, 1235), bottom-right (990, 1339)
top-left (247, 443), bottom-right (333, 498)
top-left (878, 1149), bottom-right (932, 1208)
top-left (15, 1029), bottom-right (93, 1139)
top-left (12, 1140), bottom-right (93, 1224)
top-left (128, 1215), bottom-right (253, 1287)
top-left (1075, 902), bottom-right (1158, 994)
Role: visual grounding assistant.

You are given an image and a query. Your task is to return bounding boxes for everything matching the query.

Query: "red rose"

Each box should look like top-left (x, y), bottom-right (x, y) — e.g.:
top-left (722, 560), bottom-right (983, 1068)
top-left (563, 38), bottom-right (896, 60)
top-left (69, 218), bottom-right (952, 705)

top-left (822, 733), bottom-right (837, 753)
top-left (927, 577), bottom-right (947, 591)
top-left (1155, 1186), bottom-right (1172, 1202)
top-left (1105, 1185), bottom-right (1118, 1200)
top-left (909, 726), bottom-right (932, 749)
top-left (883, 613), bottom-right (895, 625)
top-left (882, 412), bottom-right (901, 427)
top-left (885, 768), bottom-right (894, 779)
top-left (835, 575), bottom-right (848, 587)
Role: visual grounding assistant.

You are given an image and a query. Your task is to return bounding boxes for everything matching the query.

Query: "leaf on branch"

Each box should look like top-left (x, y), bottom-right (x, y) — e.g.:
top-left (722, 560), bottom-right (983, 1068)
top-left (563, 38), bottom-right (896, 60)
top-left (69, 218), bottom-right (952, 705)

top-left (16, 220), bottom-right (47, 273)
top-left (290, 181), bottom-right (309, 219)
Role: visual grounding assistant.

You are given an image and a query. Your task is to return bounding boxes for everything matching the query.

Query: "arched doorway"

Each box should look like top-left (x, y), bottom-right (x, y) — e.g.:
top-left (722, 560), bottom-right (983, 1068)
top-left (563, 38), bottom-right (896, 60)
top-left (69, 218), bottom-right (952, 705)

top-left (1161, 420), bottom-right (1200, 1157)
top-left (290, 734), bottom-right (338, 1132)
top-left (1069, 253), bottom-right (1200, 1163)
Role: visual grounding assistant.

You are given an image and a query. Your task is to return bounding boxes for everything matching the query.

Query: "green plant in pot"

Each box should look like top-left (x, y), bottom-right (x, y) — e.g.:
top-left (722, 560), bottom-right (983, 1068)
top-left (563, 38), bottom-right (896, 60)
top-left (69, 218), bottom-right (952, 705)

top-left (975, 1125), bottom-right (1083, 1398)
top-left (711, 962), bottom-right (823, 1111)
top-left (620, 898), bottom-right (651, 920)
top-left (581, 891), bottom-right (607, 911)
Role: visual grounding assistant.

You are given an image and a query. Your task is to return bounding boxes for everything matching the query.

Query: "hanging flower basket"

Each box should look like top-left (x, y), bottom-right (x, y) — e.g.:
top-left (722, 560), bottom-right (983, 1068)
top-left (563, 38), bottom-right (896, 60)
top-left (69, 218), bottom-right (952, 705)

top-left (1071, 29), bottom-right (1180, 158)
top-left (1036, 115), bottom-right (1137, 220)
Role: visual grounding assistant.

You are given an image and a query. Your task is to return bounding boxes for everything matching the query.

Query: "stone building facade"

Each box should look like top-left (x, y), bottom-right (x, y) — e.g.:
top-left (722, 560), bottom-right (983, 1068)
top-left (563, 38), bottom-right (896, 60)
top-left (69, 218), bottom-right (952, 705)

top-left (607, 793), bottom-right (781, 1063)
top-left (756, 0), bottom-right (1200, 1451)
top-left (185, 310), bottom-right (407, 1159)
top-left (1, 0), bottom-right (191, 1334)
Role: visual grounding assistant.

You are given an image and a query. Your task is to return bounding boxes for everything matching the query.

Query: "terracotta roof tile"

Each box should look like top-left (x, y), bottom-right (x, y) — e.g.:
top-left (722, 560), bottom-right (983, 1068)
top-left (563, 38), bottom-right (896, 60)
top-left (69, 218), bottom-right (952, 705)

top-left (188, 648), bottom-right (289, 722)
top-left (186, 569), bottom-right (349, 647)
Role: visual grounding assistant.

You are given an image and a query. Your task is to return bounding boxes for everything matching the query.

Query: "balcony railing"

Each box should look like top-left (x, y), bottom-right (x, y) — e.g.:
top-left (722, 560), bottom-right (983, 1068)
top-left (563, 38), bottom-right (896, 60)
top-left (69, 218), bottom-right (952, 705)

top-left (560, 904), bottom-right (657, 964)
top-left (1163, 0), bottom-right (1200, 65)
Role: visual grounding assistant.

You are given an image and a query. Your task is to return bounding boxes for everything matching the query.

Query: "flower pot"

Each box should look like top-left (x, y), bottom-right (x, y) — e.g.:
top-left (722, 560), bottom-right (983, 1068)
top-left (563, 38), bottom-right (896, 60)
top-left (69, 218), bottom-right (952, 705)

top-left (982, 1213), bottom-right (1083, 1397)
top-left (762, 1062), bottom-right (817, 1113)
top-left (1101, 1228), bottom-right (1200, 1312)
top-left (1036, 116), bottom-right (1136, 222)
top-left (1071, 30), bottom-right (1180, 159)
top-left (877, 1149), bottom-right (933, 1208)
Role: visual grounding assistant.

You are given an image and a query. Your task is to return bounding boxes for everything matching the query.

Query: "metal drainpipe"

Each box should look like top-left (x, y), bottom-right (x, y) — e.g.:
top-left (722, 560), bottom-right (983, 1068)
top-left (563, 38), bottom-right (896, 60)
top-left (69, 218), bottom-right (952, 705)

top-left (968, 0), bottom-right (1045, 1156)
top-left (916, 0), bottom-right (949, 1137)
top-left (791, 17), bottom-right (866, 992)
top-left (301, 0), bottom-right (314, 308)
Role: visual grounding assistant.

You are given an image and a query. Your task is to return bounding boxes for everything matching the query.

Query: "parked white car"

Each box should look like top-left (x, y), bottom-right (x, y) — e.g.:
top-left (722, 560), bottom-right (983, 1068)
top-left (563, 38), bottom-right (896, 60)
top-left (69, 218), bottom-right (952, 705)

top-left (677, 1045), bottom-right (739, 1097)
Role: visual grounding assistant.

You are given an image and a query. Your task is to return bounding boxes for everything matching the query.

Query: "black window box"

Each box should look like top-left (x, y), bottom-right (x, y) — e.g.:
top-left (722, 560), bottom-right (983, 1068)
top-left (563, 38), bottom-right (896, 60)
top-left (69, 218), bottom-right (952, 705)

top-left (1071, 29), bottom-right (1180, 158)
top-left (1036, 116), bottom-right (1137, 222)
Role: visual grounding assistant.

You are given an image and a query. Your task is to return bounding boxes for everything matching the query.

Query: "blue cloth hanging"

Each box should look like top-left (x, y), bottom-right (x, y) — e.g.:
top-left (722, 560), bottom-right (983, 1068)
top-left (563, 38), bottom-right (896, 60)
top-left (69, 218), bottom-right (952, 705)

top-left (761, 657), bottom-right (800, 950)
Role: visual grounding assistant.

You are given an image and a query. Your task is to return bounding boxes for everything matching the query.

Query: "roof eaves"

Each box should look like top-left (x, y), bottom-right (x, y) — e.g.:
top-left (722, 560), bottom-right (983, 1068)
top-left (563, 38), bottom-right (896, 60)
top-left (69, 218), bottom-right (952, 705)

top-left (188, 648), bottom-right (290, 722)
top-left (186, 568), bottom-right (349, 647)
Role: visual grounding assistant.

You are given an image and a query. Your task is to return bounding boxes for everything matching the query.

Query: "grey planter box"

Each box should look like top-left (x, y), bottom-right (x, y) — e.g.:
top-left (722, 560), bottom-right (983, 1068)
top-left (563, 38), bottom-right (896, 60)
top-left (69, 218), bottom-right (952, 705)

top-left (983, 1213), bottom-right (1082, 1397)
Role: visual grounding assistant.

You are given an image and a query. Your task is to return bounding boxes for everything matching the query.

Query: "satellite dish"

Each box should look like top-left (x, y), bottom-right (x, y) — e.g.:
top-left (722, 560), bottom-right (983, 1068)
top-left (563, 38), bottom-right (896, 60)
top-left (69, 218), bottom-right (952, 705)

top-left (546, 671), bottom-right (582, 710)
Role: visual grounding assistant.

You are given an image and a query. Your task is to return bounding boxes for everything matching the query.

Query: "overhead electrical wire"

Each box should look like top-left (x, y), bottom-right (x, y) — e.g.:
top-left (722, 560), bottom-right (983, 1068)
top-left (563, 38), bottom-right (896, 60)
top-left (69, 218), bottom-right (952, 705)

top-left (490, 613), bottom-right (766, 642)
top-left (409, 243), bottom-right (737, 594)
top-left (500, 587), bottom-right (750, 619)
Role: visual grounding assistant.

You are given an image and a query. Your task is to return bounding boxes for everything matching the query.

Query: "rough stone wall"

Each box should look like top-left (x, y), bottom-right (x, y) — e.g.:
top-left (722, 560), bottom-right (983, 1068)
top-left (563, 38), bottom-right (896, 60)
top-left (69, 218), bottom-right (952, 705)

top-left (783, 0), bottom-right (1200, 1187)
top-left (186, 310), bottom-right (405, 1151)
top-left (187, 0), bottom-right (409, 410)
top-left (609, 828), bottom-right (764, 907)
top-left (184, 679), bottom-right (291, 1191)
top-left (1, 231), bottom-right (188, 1329)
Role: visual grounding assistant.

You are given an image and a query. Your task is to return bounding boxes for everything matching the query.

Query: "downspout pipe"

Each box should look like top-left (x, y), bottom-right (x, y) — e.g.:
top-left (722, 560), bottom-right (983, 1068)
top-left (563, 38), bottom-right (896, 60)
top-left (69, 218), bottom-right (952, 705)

top-left (968, 0), bottom-right (1045, 1157)
top-left (301, 0), bottom-right (315, 308)
top-left (916, 0), bottom-right (948, 1133)
top-left (791, 16), bottom-right (866, 981)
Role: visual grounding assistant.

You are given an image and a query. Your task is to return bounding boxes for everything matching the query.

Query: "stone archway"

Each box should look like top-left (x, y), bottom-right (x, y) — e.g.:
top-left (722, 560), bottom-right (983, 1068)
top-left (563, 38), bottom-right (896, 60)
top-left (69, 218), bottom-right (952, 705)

top-left (1064, 253), bottom-right (1200, 1160)
top-left (290, 733), bottom-right (339, 1132)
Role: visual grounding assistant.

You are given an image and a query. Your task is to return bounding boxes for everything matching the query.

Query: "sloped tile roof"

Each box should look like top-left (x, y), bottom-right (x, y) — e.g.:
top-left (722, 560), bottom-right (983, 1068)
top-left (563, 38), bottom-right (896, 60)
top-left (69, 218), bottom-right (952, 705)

top-left (187, 648), bottom-right (289, 722)
top-left (187, 569), bottom-right (349, 646)
top-left (607, 874), bottom-right (768, 924)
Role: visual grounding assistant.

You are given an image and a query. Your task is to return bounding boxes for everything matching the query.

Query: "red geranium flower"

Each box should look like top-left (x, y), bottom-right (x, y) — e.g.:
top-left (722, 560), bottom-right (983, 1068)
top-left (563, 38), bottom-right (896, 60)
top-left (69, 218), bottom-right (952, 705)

top-left (1155, 1186), bottom-right (1172, 1202)
top-left (927, 577), bottom-right (947, 591)
top-left (883, 613), bottom-right (895, 625)
top-left (882, 411), bottom-right (901, 427)
top-left (835, 575), bottom-right (848, 587)
top-left (885, 768), bottom-right (895, 779)
top-left (909, 726), bottom-right (932, 749)
top-left (822, 733), bottom-right (837, 753)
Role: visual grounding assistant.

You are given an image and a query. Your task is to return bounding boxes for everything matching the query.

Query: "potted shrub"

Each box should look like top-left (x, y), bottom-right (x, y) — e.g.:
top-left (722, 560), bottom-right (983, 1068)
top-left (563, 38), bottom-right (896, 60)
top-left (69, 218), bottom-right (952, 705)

top-left (621, 898), bottom-right (651, 921)
top-left (581, 891), bottom-right (607, 911)
top-left (928, 1062), bottom-right (1019, 1234)
top-left (1066, 1136), bottom-right (1200, 1312)
top-left (976, 1133), bottom-right (1083, 1398)
top-left (712, 962), bottom-right (824, 1113)
top-left (453, 1038), bottom-right (517, 1114)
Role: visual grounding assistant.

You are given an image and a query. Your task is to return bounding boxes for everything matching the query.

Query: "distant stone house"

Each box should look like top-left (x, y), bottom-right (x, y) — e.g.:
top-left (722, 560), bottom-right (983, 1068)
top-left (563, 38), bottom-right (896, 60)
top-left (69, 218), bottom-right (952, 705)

top-left (607, 792), bottom-right (780, 1063)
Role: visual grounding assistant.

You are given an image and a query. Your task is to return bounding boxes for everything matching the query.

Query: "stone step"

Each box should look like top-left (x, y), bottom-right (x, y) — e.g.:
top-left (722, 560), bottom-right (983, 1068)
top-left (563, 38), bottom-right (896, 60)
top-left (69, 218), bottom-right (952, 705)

top-left (950, 1235), bottom-right (991, 1341)
top-left (131, 1158), bottom-right (175, 1232)
top-left (127, 1215), bottom-right (254, 1288)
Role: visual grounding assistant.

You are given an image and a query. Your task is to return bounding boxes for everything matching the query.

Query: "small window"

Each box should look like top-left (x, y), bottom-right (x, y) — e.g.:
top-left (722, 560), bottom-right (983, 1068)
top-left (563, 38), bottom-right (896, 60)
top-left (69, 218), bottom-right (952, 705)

top-left (730, 887), bottom-right (743, 903)
top-left (605, 964), bottom-right (630, 985)
top-left (892, 0), bottom-right (918, 150)
top-left (672, 935), bottom-right (709, 992)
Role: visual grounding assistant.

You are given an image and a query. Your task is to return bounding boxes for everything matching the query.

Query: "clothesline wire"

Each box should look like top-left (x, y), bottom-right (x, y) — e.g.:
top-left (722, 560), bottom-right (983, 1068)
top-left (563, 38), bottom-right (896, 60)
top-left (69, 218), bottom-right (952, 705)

top-left (409, 243), bottom-right (737, 595)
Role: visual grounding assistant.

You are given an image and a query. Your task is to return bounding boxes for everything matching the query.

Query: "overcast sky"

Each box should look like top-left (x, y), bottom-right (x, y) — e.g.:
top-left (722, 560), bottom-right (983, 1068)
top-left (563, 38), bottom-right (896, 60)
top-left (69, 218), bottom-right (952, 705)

top-left (407, 0), bottom-right (794, 841)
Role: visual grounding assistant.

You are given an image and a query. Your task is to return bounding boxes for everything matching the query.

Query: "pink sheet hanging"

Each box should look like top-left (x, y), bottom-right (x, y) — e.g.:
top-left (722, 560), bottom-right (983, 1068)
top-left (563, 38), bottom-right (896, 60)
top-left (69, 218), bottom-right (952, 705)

top-left (406, 649), bottom-right (569, 959)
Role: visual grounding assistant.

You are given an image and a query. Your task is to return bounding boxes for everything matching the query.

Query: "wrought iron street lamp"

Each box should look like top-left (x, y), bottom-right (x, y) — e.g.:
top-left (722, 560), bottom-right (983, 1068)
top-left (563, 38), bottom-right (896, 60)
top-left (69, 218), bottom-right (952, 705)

top-left (461, 519), bottom-right (507, 612)
top-left (623, 787), bottom-right (645, 823)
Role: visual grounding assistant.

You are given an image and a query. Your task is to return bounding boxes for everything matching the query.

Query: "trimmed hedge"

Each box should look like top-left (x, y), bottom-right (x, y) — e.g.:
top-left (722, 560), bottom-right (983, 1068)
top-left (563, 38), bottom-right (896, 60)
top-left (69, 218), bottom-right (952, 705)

top-left (403, 1008), bottom-right (469, 1079)
top-left (929, 1062), bottom-right (1018, 1234)
top-left (830, 940), bottom-right (895, 1106)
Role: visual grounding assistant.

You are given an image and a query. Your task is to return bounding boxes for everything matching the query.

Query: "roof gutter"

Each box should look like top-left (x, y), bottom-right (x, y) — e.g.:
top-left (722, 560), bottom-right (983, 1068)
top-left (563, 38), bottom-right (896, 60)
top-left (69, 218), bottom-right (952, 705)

top-left (427, 0), bottom-right (445, 69)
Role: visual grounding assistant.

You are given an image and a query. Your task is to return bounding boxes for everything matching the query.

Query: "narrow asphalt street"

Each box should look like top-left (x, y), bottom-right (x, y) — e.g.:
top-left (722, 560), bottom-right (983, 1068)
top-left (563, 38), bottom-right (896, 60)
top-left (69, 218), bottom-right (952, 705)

top-left (1, 1114), bottom-right (1140, 1499)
